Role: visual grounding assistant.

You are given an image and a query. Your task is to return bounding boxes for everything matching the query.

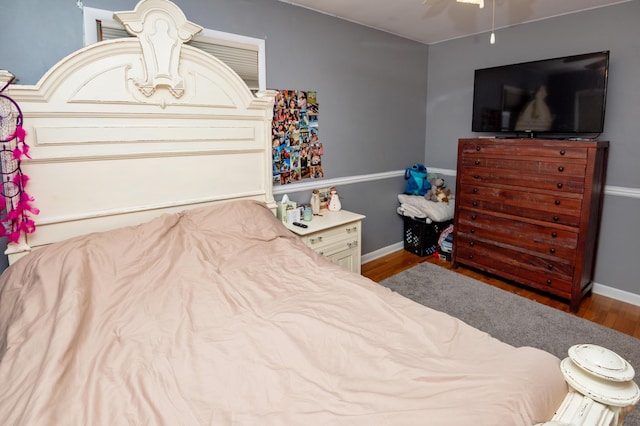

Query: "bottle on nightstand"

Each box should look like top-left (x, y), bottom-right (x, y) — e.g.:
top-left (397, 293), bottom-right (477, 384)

top-left (311, 189), bottom-right (321, 215)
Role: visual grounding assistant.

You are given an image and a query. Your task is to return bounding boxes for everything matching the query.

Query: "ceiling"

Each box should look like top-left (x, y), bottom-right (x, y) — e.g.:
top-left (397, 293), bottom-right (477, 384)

top-left (276, 0), bottom-right (631, 45)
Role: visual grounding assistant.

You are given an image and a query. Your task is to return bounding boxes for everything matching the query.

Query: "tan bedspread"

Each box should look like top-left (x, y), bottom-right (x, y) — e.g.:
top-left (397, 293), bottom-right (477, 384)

top-left (0, 200), bottom-right (566, 425)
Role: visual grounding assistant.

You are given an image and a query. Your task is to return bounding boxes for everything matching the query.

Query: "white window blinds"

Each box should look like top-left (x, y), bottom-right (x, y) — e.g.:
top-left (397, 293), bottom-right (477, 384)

top-left (85, 7), bottom-right (264, 91)
top-left (96, 19), bottom-right (260, 90)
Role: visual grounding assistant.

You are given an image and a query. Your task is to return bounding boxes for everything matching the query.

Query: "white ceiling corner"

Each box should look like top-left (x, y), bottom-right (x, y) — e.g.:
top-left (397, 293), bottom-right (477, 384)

top-left (277, 0), bottom-right (632, 45)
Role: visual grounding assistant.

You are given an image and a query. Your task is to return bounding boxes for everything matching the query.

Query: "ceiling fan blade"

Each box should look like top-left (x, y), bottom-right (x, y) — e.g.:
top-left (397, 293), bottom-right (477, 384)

top-left (421, 0), bottom-right (451, 19)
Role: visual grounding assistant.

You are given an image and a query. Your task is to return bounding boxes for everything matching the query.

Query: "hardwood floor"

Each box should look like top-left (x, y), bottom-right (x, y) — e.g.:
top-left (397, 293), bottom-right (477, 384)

top-left (362, 249), bottom-right (640, 339)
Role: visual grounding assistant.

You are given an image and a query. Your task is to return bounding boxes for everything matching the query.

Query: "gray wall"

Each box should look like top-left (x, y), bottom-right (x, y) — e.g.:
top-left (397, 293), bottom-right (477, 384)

top-left (426, 1), bottom-right (640, 298)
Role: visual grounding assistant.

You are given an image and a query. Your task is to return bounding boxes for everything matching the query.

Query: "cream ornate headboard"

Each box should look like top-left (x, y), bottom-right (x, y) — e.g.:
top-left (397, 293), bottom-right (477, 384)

top-left (3, 0), bottom-right (275, 264)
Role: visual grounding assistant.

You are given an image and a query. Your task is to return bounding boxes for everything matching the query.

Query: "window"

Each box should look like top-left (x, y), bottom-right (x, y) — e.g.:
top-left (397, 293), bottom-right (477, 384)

top-left (83, 7), bottom-right (266, 91)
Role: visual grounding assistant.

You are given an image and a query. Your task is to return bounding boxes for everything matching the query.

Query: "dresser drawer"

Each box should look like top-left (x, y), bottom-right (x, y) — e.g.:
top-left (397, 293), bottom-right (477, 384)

top-left (457, 186), bottom-right (582, 226)
top-left (460, 156), bottom-right (587, 178)
top-left (460, 140), bottom-right (589, 160)
top-left (456, 208), bottom-right (578, 260)
top-left (459, 147), bottom-right (587, 194)
top-left (455, 238), bottom-right (573, 295)
top-left (459, 169), bottom-right (585, 194)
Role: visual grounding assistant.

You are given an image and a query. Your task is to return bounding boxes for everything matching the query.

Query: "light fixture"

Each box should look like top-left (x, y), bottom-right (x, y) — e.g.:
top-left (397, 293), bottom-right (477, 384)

top-left (457, 0), bottom-right (484, 7)
top-left (490, 0), bottom-right (496, 44)
top-left (426, 0), bottom-right (496, 45)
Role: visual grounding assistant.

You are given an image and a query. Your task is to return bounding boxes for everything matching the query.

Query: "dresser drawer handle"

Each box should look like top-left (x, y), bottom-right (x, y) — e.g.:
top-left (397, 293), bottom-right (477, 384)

top-left (470, 229), bottom-right (475, 234)
top-left (557, 183), bottom-right (563, 189)
top-left (347, 240), bottom-right (358, 248)
top-left (346, 226), bottom-right (357, 233)
top-left (558, 166), bottom-right (565, 172)
top-left (551, 232), bottom-right (557, 238)
top-left (469, 242), bottom-right (475, 247)
top-left (546, 279), bottom-right (552, 285)
top-left (473, 174), bottom-right (479, 179)
top-left (550, 248), bottom-right (556, 254)
top-left (476, 146), bottom-right (481, 151)
top-left (475, 160), bottom-right (480, 165)
top-left (560, 150), bottom-right (566, 156)
top-left (471, 215), bottom-right (477, 220)
top-left (309, 236), bottom-right (323, 244)
top-left (547, 264), bottom-right (554, 270)
top-left (553, 216), bottom-right (559, 222)
top-left (468, 254), bottom-right (474, 260)
top-left (472, 188), bottom-right (478, 193)
top-left (555, 200), bottom-right (561, 205)
top-left (472, 201), bottom-right (478, 207)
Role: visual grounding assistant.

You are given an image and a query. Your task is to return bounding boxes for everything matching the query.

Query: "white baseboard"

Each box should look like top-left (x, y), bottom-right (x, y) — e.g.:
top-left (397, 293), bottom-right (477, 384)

top-left (361, 242), bottom-right (403, 264)
top-left (592, 283), bottom-right (640, 307)
top-left (363, 243), bottom-right (640, 308)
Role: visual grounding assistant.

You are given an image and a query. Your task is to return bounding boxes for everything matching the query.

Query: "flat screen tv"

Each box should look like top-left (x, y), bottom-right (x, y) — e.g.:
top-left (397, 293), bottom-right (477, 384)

top-left (471, 51), bottom-right (609, 137)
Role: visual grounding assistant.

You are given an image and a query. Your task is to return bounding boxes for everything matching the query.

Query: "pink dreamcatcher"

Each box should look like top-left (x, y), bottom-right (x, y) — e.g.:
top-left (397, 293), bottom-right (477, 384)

top-left (0, 76), bottom-right (38, 243)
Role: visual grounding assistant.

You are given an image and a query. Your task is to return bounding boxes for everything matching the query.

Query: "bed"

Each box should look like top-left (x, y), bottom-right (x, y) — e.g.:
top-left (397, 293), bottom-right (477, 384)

top-left (0, 0), bottom-right (596, 424)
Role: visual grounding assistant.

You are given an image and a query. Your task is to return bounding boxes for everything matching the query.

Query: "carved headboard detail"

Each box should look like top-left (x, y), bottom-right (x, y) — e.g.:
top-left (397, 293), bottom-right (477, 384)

top-left (3, 0), bottom-right (276, 264)
top-left (114, 0), bottom-right (203, 99)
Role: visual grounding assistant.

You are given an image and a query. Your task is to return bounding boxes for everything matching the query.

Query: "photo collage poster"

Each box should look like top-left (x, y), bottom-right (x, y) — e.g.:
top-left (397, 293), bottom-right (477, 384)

top-left (272, 89), bottom-right (322, 185)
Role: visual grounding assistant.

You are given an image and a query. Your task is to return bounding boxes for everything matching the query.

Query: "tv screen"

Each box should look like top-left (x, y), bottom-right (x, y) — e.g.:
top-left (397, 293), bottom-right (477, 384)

top-left (471, 51), bottom-right (609, 136)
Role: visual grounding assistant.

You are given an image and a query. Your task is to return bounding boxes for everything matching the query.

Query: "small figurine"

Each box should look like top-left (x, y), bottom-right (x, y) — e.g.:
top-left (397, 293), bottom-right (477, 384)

top-left (328, 187), bottom-right (341, 212)
top-left (311, 189), bottom-right (321, 215)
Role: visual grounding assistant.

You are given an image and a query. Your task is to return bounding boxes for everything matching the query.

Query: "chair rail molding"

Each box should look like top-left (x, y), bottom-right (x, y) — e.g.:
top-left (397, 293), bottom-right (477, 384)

top-left (272, 168), bottom-right (456, 196)
top-left (273, 168), bottom-right (640, 201)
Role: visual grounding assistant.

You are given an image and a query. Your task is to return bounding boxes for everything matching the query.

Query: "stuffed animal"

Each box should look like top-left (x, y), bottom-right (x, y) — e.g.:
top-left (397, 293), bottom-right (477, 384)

top-left (404, 164), bottom-right (431, 196)
top-left (425, 177), bottom-right (451, 204)
top-left (434, 186), bottom-right (452, 203)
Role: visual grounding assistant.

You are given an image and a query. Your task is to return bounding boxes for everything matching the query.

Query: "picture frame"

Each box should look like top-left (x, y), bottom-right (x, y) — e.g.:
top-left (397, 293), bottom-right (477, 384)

top-left (315, 187), bottom-right (332, 211)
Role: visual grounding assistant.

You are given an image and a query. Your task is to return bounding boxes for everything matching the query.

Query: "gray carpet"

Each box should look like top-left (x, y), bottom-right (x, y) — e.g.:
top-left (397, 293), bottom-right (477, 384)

top-left (380, 262), bottom-right (640, 425)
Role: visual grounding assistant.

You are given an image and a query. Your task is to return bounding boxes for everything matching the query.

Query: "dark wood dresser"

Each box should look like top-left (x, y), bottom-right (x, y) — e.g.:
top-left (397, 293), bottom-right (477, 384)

top-left (452, 138), bottom-right (609, 312)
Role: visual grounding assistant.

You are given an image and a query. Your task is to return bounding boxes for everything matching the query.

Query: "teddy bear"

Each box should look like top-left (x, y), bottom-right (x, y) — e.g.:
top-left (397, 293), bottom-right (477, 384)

top-left (434, 186), bottom-right (452, 203)
top-left (425, 177), bottom-right (451, 204)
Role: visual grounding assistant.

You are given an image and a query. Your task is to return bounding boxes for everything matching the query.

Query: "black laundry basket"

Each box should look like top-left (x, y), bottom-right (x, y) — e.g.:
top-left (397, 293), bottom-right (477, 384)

top-left (402, 216), bottom-right (453, 257)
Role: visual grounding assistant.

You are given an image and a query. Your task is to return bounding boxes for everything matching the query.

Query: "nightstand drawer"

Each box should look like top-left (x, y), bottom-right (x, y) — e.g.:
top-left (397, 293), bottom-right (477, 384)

top-left (302, 223), bottom-right (360, 249)
top-left (311, 238), bottom-right (359, 257)
top-left (284, 209), bottom-right (366, 274)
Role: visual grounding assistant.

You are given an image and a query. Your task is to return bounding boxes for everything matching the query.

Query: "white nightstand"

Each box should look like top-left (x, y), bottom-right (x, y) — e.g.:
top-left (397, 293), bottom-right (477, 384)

top-left (285, 210), bottom-right (366, 274)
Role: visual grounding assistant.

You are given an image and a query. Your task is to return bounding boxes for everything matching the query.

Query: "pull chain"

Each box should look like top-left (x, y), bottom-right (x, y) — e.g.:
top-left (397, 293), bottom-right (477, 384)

top-left (490, 0), bottom-right (496, 44)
